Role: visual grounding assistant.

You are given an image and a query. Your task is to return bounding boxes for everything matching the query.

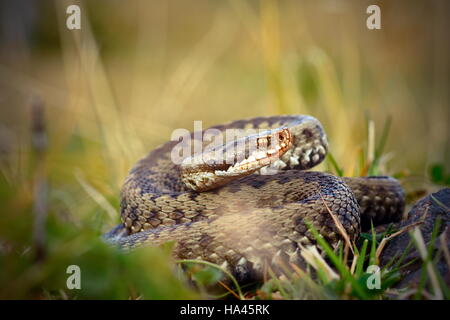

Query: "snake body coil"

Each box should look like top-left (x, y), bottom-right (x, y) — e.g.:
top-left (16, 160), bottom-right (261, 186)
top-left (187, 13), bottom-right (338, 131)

top-left (106, 115), bottom-right (404, 282)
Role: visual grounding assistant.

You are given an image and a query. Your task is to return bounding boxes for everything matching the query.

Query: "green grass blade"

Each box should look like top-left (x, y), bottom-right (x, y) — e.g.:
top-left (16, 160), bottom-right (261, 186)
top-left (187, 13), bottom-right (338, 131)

top-left (327, 153), bottom-right (344, 177)
top-left (355, 239), bottom-right (368, 277)
top-left (176, 259), bottom-right (245, 300)
top-left (306, 223), bottom-right (369, 299)
top-left (368, 115), bottom-right (392, 176)
top-left (375, 115), bottom-right (392, 159)
top-left (369, 222), bottom-right (377, 266)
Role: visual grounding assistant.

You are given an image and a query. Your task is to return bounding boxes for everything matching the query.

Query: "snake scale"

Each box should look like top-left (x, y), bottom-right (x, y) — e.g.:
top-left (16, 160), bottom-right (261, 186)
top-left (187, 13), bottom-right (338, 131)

top-left (105, 115), bottom-right (405, 282)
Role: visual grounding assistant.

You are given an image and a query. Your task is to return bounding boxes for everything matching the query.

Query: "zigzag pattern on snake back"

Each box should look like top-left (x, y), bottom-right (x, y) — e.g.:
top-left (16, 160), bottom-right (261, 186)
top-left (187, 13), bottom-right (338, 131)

top-left (105, 115), bottom-right (405, 282)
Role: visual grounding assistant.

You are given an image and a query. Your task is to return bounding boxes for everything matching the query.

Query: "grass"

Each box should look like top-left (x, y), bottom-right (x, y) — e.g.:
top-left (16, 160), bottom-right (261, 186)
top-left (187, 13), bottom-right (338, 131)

top-left (174, 218), bottom-right (449, 300)
top-left (0, 1), bottom-right (449, 299)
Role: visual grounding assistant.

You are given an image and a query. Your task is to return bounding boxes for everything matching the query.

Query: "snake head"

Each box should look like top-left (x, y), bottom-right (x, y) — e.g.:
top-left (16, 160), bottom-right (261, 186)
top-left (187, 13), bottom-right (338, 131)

top-left (181, 127), bottom-right (293, 192)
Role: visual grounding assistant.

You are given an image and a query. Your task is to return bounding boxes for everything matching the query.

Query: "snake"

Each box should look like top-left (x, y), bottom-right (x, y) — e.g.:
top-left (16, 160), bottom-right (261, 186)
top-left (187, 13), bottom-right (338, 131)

top-left (105, 115), bottom-right (405, 282)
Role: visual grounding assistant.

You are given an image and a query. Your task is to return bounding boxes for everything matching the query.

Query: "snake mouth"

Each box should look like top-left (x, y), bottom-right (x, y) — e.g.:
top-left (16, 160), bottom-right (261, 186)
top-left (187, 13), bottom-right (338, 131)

top-left (214, 128), bottom-right (292, 177)
top-left (181, 128), bottom-right (293, 191)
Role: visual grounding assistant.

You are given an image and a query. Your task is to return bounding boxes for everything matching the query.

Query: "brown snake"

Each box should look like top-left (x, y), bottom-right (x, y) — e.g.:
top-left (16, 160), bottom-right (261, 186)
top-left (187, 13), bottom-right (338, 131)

top-left (105, 115), bottom-right (405, 282)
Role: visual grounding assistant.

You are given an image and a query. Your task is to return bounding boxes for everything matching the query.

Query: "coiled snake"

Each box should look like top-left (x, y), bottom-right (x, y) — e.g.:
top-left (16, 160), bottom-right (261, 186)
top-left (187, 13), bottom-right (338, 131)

top-left (105, 115), bottom-right (405, 282)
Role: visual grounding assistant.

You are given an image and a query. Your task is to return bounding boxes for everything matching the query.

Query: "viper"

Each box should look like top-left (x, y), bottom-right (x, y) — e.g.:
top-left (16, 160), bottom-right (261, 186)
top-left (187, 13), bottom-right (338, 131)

top-left (104, 115), bottom-right (408, 282)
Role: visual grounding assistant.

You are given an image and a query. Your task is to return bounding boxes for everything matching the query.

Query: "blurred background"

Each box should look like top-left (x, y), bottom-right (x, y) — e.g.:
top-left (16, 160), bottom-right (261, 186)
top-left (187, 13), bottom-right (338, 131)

top-left (0, 0), bottom-right (449, 299)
